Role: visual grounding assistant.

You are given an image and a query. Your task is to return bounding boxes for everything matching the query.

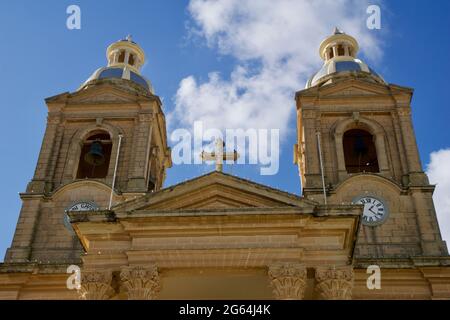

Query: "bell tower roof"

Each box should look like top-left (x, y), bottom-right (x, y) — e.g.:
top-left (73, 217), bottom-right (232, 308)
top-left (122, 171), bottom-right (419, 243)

top-left (306, 28), bottom-right (385, 88)
top-left (79, 36), bottom-right (154, 94)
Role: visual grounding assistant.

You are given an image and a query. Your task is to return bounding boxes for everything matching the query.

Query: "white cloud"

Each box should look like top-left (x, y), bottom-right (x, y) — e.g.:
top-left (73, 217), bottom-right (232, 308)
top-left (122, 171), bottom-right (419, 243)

top-left (169, 0), bottom-right (382, 135)
top-left (427, 149), bottom-right (450, 246)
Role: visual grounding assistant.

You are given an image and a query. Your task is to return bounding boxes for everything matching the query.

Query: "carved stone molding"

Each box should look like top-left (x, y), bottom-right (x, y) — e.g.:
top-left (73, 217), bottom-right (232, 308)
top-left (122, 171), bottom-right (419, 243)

top-left (397, 108), bottom-right (411, 117)
top-left (268, 263), bottom-right (307, 300)
top-left (138, 113), bottom-right (153, 122)
top-left (120, 265), bottom-right (160, 300)
top-left (302, 110), bottom-right (316, 119)
top-left (47, 116), bottom-right (61, 125)
top-left (315, 266), bottom-right (354, 300)
top-left (75, 93), bottom-right (130, 103)
top-left (78, 270), bottom-right (114, 300)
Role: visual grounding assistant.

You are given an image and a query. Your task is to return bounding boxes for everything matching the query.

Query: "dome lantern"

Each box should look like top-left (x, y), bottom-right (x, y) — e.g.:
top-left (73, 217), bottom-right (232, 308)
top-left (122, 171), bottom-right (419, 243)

top-left (305, 28), bottom-right (386, 89)
top-left (319, 27), bottom-right (359, 61)
top-left (106, 35), bottom-right (146, 73)
top-left (79, 36), bottom-right (154, 94)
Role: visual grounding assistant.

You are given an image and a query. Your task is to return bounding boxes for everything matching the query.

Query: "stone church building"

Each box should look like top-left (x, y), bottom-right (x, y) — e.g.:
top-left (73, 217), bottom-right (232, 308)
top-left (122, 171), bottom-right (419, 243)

top-left (0, 30), bottom-right (449, 300)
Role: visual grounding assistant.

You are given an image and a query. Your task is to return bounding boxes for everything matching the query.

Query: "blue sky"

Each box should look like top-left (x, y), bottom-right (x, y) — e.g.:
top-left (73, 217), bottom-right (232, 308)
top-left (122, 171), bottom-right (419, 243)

top-left (0, 0), bottom-right (449, 261)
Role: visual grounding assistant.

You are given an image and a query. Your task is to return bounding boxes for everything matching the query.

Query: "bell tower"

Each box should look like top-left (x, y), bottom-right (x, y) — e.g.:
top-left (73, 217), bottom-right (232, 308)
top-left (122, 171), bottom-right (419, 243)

top-left (295, 29), bottom-right (448, 258)
top-left (5, 37), bottom-right (172, 264)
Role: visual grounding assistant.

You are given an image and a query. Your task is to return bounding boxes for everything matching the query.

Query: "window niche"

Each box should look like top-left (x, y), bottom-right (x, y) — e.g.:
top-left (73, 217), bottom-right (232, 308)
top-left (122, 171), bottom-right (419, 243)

top-left (343, 129), bottom-right (379, 173)
top-left (76, 131), bottom-right (112, 179)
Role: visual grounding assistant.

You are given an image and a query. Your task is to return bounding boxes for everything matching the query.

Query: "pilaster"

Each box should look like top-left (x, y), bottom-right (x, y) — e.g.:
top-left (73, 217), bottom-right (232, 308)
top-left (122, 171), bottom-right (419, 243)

top-left (27, 115), bottom-right (62, 194)
top-left (127, 113), bottom-right (153, 192)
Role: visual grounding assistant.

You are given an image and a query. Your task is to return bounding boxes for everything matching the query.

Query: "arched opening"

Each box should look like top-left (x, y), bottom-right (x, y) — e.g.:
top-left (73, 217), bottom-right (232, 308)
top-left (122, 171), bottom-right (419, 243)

top-left (328, 48), bottom-right (334, 59)
top-left (76, 131), bottom-right (112, 179)
top-left (343, 129), bottom-right (379, 173)
top-left (348, 47), bottom-right (353, 57)
top-left (337, 45), bottom-right (345, 56)
top-left (128, 54), bottom-right (135, 66)
top-left (118, 50), bottom-right (126, 63)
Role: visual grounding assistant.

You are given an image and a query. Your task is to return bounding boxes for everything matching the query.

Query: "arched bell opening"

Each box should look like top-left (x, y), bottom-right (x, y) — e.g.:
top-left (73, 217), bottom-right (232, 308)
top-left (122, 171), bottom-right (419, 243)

top-left (76, 130), bottom-right (112, 179)
top-left (118, 50), bottom-right (126, 63)
top-left (128, 53), bottom-right (135, 66)
top-left (343, 129), bottom-right (379, 174)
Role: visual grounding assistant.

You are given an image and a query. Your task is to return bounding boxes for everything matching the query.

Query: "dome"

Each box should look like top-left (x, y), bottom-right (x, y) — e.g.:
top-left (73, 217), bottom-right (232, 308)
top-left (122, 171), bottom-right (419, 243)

top-left (306, 58), bottom-right (386, 88)
top-left (79, 36), bottom-right (154, 94)
top-left (81, 66), bottom-right (154, 93)
top-left (305, 28), bottom-right (386, 88)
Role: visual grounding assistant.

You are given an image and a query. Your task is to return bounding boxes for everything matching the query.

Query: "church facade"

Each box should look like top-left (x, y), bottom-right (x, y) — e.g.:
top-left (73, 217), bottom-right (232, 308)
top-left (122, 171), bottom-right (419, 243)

top-left (0, 30), bottom-right (449, 300)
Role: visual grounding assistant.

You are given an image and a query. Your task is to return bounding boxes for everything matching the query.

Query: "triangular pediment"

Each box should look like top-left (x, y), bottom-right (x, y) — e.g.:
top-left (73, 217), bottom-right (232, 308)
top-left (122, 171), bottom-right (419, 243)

top-left (325, 86), bottom-right (380, 96)
top-left (318, 79), bottom-right (390, 97)
top-left (67, 85), bottom-right (143, 104)
top-left (114, 172), bottom-right (315, 212)
top-left (296, 77), bottom-right (412, 100)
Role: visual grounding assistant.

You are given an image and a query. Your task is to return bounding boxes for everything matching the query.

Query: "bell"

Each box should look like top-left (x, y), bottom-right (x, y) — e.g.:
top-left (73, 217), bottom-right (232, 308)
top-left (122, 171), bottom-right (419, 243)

top-left (84, 140), bottom-right (105, 166)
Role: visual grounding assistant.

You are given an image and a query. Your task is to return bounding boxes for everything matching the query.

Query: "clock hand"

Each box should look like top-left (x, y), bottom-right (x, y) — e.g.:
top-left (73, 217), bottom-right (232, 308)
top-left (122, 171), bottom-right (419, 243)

top-left (369, 208), bottom-right (383, 217)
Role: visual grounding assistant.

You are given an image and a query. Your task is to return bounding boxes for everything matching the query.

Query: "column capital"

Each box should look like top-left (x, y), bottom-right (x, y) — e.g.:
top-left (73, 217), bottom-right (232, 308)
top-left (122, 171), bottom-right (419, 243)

top-left (78, 270), bottom-right (114, 300)
top-left (315, 266), bottom-right (354, 300)
top-left (268, 263), bottom-right (307, 300)
top-left (120, 265), bottom-right (160, 300)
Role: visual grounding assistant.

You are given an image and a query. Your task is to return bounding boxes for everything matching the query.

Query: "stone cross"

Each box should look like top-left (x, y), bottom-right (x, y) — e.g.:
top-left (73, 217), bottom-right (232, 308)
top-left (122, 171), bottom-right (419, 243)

top-left (200, 138), bottom-right (239, 172)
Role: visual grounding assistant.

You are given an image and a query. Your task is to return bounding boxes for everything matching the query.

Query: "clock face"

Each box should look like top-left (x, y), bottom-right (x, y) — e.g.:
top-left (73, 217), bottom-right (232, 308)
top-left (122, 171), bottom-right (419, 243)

top-left (66, 202), bottom-right (98, 212)
top-left (353, 196), bottom-right (388, 226)
top-left (63, 201), bottom-right (99, 233)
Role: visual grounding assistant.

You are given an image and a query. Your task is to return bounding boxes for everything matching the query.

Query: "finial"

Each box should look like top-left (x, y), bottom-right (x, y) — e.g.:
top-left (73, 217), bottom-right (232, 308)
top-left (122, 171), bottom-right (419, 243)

top-left (126, 34), bottom-right (132, 42)
top-left (333, 27), bottom-right (343, 35)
